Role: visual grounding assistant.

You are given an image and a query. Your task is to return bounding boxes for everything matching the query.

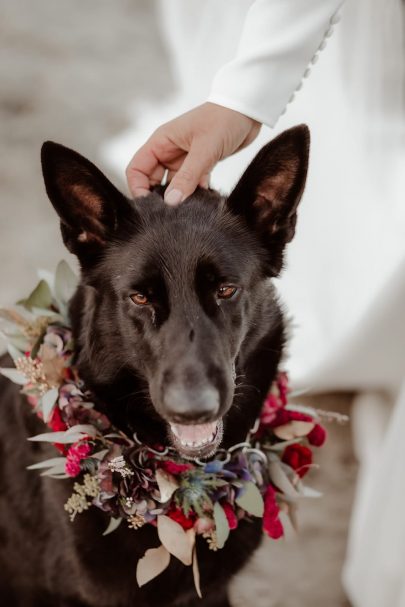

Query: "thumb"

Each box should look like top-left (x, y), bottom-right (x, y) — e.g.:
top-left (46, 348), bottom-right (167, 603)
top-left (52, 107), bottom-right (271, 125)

top-left (164, 139), bottom-right (219, 206)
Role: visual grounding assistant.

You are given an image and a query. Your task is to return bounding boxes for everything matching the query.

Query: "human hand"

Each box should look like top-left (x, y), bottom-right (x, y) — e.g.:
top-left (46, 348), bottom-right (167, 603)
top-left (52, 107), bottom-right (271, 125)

top-left (126, 102), bottom-right (261, 205)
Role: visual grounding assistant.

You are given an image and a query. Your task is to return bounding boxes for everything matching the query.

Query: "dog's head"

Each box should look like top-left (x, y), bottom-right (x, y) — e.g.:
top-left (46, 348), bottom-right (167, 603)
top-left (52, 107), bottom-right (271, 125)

top-left (41, 125), bottom-right (309, 458)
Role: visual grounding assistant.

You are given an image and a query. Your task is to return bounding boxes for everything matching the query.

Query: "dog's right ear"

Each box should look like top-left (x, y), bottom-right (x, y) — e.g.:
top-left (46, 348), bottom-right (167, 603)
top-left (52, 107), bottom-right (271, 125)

top-left (227, 125), bottom-right (310, 276)
top-left (41, 142), bottom-right (133, 263)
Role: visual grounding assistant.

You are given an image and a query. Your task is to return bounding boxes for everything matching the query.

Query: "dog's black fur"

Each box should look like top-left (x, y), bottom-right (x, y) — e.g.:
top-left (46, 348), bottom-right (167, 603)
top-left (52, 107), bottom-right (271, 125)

top-left (0, 125), bottom-right (309, 606)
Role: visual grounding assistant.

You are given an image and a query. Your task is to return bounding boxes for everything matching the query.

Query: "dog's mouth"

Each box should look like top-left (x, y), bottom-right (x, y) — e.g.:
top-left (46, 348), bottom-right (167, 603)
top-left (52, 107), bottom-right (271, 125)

top-left (168, 419), bottom-right (223, 460)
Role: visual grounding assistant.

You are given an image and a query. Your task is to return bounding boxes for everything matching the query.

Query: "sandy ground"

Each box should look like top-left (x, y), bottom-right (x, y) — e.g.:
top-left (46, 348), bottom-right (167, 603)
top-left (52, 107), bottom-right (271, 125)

top-left (0, 2), bottom-right (357, 605)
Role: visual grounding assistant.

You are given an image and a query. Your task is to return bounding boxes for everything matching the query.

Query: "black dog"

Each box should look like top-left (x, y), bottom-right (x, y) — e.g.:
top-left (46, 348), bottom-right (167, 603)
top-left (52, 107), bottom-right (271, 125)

top-left (0, 125), bottom-right (309, 606)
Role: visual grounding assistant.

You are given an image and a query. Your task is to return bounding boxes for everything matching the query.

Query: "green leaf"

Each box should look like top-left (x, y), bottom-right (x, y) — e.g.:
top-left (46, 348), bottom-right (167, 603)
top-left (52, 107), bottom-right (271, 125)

top-left (19, 280), bottom-right (52, 311)
top-left (102, 517), bottom-right (123, 536)
top-left (41, 388), bottom-right (59, 423)
top-left (213, 502), bottom-right (230, 549)
top-left (235, 481), bottom-right (264, 517)
top-left (54, 260), bottom-right (78, 305)
top-left (0, 368), bottom-right (27, 385)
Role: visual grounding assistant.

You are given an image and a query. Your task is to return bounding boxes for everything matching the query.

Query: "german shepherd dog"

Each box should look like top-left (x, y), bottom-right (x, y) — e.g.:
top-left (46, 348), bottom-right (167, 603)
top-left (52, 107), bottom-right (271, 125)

top-left (0, 125), bottom-right (309, 606)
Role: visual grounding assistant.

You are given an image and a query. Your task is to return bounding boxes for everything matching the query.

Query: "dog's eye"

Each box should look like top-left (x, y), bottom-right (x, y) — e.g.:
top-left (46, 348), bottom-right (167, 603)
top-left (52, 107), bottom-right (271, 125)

top-left (130, 292), bottom-right (149, 306)
top-left (217, 285), bottom-right (238, 300)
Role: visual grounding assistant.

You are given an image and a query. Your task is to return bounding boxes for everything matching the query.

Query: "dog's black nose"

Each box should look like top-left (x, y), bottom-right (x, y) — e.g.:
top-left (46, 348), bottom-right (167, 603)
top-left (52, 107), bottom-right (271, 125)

top-left (163, 383), bottom-right (220, 423)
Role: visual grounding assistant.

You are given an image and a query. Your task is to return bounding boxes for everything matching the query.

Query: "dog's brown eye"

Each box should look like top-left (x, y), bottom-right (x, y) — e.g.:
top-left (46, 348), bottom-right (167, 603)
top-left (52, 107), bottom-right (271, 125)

top-left (217, 285), bottom-right (238, 300)
top-left (130, 292), bottom-right (149, 306)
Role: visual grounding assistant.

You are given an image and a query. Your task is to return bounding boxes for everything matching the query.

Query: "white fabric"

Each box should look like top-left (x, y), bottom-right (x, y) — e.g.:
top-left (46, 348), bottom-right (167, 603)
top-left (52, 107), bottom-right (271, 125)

top-left (101, 1), bottom-right (405, 604)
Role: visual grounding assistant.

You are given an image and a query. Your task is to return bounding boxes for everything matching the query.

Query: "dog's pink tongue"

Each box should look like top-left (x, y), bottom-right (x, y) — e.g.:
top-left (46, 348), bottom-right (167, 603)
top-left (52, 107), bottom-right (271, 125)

top-left (170, 421), bottom-right (217, 445)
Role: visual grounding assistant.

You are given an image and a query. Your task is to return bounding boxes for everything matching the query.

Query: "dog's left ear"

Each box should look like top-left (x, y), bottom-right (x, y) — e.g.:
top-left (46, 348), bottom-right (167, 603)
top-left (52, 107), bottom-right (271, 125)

top-left (227, 124), bottom-right (310, 275)
top-left (41, 141), bottom-right (133, 265)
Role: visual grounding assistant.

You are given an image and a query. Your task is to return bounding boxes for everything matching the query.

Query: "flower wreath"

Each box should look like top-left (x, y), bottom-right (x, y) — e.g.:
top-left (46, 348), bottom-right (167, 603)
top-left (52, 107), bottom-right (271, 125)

top-left (0, 262), bottom-right (347, 597)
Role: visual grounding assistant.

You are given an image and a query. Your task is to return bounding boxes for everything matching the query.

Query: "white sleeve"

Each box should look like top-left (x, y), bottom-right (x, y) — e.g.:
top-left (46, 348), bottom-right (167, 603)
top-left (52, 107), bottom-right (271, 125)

top-left (207, 0), bottom-right (344, 126)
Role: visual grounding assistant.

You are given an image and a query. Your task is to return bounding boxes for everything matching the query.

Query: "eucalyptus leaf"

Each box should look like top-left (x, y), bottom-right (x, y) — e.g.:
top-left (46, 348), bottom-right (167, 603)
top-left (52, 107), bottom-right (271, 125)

top-left (136, 545), bottom-right (171, 587)
top-left (54, 260), bottom-right (78, 306)
top-left (157, 515), bottom-right (193, 565)
top-left (192, 545), bottom-right (202, 599)
top-left (19, 280), bottom-right (52, 311)
top-left (235, 481), bottom-right (264, 517)
top-left (40, 464), bottom-right (69, 477)
top-left (4, 334), bottom-right (30, 352)
top-left (298, 484), bottom-right (322, 498)
top-left (41, 388), bottom-right (59, 423)
top-left (0, 368), bottom-right (27, 385)
top-left (28, 427), bottom-right (93, 444)
top-left (268, 462), bottom-right (299, 498)
top-left (213, 502), bottom-right (230, 549)
top-left (27, 457), bottom-right (67, 470)
top-left (7, 343), bottom-right (24, 362)
top-left (102, 517), bottom-right (123, 536)
top-left (155, 469), bottom-right (179, 503)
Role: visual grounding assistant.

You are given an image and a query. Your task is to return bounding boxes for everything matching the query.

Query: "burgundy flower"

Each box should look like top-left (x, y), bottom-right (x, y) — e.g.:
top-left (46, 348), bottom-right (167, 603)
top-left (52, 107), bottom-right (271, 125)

top-left (282, 443), bottom-right (313, 478)
top-left (308, 424), bottom-right (327, 447)
top-left (263, 486), bottom-right (283, 539)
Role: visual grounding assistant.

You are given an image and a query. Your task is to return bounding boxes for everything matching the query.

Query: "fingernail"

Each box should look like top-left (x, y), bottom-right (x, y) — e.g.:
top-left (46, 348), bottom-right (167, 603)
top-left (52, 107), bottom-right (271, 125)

top-left (164, 189), bottom-right (183, 206)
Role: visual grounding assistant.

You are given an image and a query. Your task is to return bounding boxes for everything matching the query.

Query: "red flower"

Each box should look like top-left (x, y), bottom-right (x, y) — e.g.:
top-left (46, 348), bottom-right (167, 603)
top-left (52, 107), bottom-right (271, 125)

top-left (282, 443), bottom-right (313, 478)
top-left (308, 424), bottom-right (327, 447)
top-left (263, 486), bottom-right (283, 539)
top-left (159, 460), bottom-right (193, 476)
top-left (270, 409), bottom-right (313, 428)
top-left (168, 507), bottom-right (195, 530)
top-left (222, 502), bottom-right (238, 530)
top-left (49, 407), bottom-right (68, 454)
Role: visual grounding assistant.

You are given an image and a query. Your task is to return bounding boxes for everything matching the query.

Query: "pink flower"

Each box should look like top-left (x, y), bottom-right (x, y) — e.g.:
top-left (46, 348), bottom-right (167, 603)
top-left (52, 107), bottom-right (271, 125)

top-left (222, 502), bottom-right (238, 530)
top-left (277, 372), bottom-right (289, 406)
top-left (262, 486), bottom-right (283, 540)
top-left (65, 441), bottom-right (91, 477)
top-left (260, 393), bottom-right (282, 425)
top-left (308, 424), bottom-right (327, 447)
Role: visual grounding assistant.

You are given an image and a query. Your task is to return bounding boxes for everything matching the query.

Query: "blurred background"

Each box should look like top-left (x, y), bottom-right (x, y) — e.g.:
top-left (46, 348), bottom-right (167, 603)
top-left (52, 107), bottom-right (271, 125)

top-left (1, 1), bottom-right (403, 605)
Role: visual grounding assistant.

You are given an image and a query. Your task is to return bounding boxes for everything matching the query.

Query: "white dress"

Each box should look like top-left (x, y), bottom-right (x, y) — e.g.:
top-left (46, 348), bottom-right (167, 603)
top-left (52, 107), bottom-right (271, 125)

top-left (101, 1), bottom-right (405, 605)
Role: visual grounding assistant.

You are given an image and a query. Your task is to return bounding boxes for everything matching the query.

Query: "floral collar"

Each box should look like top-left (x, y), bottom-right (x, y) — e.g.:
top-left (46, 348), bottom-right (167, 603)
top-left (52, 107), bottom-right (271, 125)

top-left (0, 262), bottom-right (344, 597)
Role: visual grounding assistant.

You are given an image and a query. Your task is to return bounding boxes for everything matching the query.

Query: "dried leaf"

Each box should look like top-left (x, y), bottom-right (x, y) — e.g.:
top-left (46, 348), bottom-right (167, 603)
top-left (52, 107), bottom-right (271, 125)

top-left (103, 517), bottom-right (122, 536)
top-left (157, 515), bottom-right (193, 565)
top-left (155, 468), bottom-right (179, 503)
top-left (273, 420), bottom-right (315, 440)
top-left (41, 388), bottom-right (59, 423)
top-left (192, 545), bottom-right (202, 599)
top-left (136, 545), bottom-right (171, 587)
top-left (235, 481), bottom-right (264, 517)
top-left (213, 503), bottom-right (230, 549)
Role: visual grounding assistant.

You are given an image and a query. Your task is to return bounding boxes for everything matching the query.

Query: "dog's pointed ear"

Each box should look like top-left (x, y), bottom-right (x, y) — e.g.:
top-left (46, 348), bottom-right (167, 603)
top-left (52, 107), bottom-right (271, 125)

top-left (41, 141), bottom-right (133, 263)
top-left (227, 124), bottom-right (310, 275)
